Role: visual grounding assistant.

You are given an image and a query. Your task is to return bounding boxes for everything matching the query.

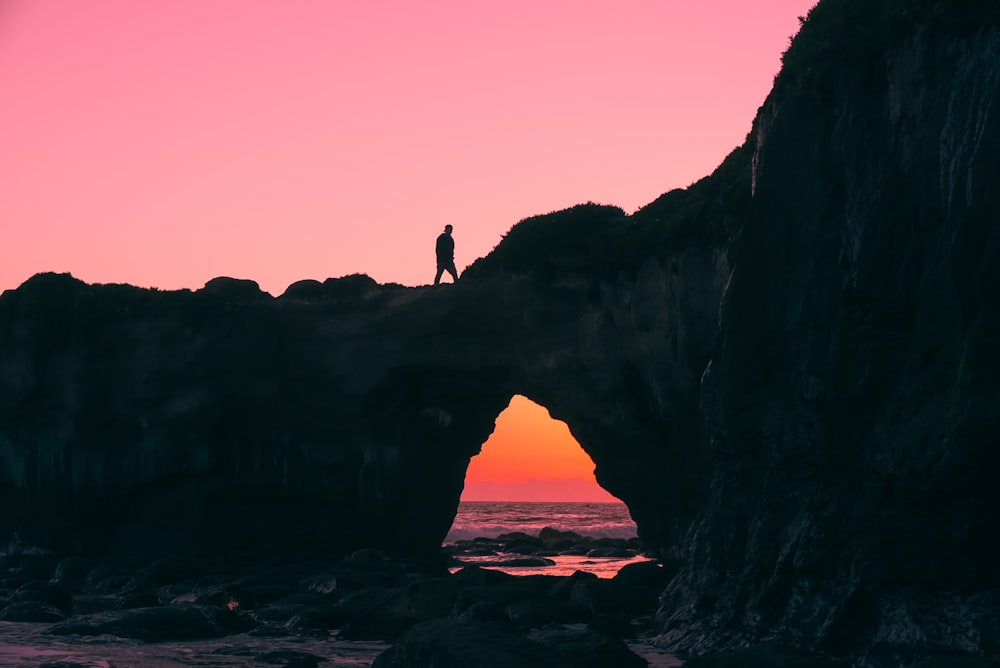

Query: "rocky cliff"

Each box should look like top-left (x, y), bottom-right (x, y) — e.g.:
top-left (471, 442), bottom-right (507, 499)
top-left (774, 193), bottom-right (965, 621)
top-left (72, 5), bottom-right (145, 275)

top-left (0, 243), bottom-right (728, 564)
top-left (657, 4), bottom-right (1000, 663)
top-left (2, 1), bottom-right (999, 663)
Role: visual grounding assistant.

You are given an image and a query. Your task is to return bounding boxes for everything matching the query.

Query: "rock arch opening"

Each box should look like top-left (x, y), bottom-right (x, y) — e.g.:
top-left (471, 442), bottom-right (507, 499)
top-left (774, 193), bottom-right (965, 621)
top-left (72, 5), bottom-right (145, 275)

top-left (444, 395), bottom-right (646, 577)
top-left (461, 394), bottom-right (618, 503)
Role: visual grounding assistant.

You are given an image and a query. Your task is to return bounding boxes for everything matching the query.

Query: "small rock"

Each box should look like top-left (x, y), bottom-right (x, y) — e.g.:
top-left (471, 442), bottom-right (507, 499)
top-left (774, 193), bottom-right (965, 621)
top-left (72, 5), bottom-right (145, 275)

top-left (496, 532), bottom-right (540, 543)
top-left (450, 565), bottom-right (515, 588)
top-left (12, 553), bottom-right (62, 580)
top-left (453, 581), bottom-right (542, 615)
top-left (49, 604), bottom-right (224, 642)
top-left (570, 579), bottom-right (659, 615)
top-left (538, 527), bottom-right (586, 548)
top-left (12, 581), bottom-right (73, 612)
top-left (116, 590), bottom-right (163, 610)
top-left (82, 563), bottom-right (119, 591)
top-left (588, 612), bottom-right (637, 639)
top-left (371, 618), bottom-right (575, 668)
top-left (547, 570), bottom-right (598, 600)
top-left (255, 650), bottom-right (325, 667)
top-left (184, 583), bottom-right (258, 611)
top-left (339, 548), bottom-right (389, 568)
top-left (612, 560), bottom-right (672, 587)
top-left (505, 599), bottom-right (591, 629)
top-left (284, 603), bottom-right (356, 632)
top-left (51, 556), bottom-right (90, 586)
top-left (254, 603), bottom-right (308, 623)
top-left (585, 547), bottom-right (636, 558)
top-left (0, 600), bottom-right (66, 623)
top-left (527, 625), bottom-right (647, 668)
top-left (302, 571), bottom-right (338, 595)
top-left (339, 577), bottom-right (457, 641)
top-left (682, 642), bottom-right (852, 667)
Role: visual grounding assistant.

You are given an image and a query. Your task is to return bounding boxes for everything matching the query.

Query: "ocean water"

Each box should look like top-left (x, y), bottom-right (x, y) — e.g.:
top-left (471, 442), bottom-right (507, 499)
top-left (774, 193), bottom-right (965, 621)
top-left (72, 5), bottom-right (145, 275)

top-left (445, 501), bottom-right (651, 578)
top-left (445, 501), bottom-right (639, 542)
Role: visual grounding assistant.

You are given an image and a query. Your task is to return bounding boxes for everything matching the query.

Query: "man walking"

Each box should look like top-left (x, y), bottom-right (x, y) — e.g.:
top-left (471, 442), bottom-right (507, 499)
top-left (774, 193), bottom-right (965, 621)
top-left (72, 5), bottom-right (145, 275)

top-left (434, 224), bottom-right (458, 285)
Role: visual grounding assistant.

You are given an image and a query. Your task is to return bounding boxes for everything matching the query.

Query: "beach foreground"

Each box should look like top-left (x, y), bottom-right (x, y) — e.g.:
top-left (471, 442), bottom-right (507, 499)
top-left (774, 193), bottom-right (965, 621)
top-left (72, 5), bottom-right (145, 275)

top-left (0, 537), bottom-right (680, 668)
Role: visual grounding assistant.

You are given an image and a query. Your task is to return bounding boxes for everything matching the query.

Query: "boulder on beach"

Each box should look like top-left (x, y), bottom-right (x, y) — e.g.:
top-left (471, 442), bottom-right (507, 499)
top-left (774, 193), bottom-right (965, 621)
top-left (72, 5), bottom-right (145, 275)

top-left (547, 569), bottom-right (599, 599)
top-left (10, 581), bottom-right (73, 612)
top-left (0, 600), bottom-right (66, 623)
top-left (51, 556), bottom-right (90, 586)
top-left (453, 580), bottom-right (546, 616)
top-left (370, 618), bottom-right (576, 668)
top-left (527, 625), bottom-right (648, 668)
top-left (681, 642), bottom-right (853, 667)
top-left (254, 650), bottom-right (326, 668)
top-left (115, 590), bottom-right (163, 610)
top-left (495, 532), bottom-right (539, 543)
top-left (612, 560), bottom-right (672, 587)
top-left (169, 582), bottom-right (259, 611)
top-left (47, 604), bottom-right (253, 642)
top-left (286, 586), bottom-right (392, 633)
top-left (284, 603), bottom-right (357, 632)
top-left (538, 528), bottom-right (586, 549)
top-left (570, 578), bottom-right (659, 615)
top-left (586, 547), bottom-right (636, 558)
top-left (587, 612), bottom-right (637, 639)
top-left (339, 577), bottom-right (458, 640)
top-left (504, 599), bottom-right (591, 629)
top-left (450, 565), bottom-right (515, 588)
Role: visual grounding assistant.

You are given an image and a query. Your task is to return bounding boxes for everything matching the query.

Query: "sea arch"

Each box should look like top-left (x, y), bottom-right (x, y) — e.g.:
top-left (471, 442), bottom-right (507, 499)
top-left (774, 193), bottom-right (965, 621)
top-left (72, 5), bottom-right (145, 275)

top-left (461, 394), bottom-right (618, 503)
top-left (0, 264), bottom-right (724, 563)
top-left (361, 354), bottom-right (711, 563)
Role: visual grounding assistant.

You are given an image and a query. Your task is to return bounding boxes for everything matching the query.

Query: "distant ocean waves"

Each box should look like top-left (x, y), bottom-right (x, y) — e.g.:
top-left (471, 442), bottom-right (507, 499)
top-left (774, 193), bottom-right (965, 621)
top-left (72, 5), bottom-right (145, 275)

top-left (444, 500), bottom-right (638, 543)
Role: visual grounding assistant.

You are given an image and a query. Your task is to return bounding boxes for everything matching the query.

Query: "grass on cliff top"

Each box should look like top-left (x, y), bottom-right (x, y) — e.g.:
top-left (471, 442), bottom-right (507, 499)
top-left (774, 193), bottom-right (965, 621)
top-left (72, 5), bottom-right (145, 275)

top-left (463, 139), bottom-right (751, 282)
top-left (0, 272), bottom-right (403, 348)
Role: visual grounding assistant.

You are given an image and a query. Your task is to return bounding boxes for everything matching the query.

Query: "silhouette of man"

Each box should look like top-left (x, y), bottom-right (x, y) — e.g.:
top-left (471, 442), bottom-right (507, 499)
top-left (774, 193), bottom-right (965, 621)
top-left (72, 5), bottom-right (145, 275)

top-left (434, 224), bottom-right (458, 285)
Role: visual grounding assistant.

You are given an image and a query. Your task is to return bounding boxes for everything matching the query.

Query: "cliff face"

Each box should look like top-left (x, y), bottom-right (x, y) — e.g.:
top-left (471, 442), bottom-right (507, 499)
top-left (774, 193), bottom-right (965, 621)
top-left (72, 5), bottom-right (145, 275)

top-left (0, 246), bottom-right (728, 563)
top-left (658, 24), bottom-right (1000, 659)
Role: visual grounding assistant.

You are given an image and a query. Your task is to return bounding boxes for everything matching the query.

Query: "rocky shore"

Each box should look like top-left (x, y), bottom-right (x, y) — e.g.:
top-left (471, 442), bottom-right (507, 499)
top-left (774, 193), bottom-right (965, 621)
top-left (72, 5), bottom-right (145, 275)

top-left (0, 533), bottom-right (675, 668)
top-left (444, 527), bottom-right (646, 572)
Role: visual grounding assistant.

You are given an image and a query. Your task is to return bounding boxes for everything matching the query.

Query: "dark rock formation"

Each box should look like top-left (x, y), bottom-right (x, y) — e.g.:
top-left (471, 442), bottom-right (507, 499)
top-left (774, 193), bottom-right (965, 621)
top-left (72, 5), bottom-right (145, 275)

top-left (370, 618), bottom-right (578, 668)
top-left (0, 238), bottom-right (725, 564)
top-left (1, 1), bottom-right (999, 664)
top-left (658, 4), bottom-right (1000, 664)
top-left (526, 625), bottom-right (648, 668)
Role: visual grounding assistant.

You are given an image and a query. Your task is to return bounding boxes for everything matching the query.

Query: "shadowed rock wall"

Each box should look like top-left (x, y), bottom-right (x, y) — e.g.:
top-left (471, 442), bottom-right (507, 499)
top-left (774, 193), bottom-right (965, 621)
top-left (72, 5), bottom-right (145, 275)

top-left (658, 23), bottom-right (1000, 661)
top-left (0, 247), bottom-right (728, 563)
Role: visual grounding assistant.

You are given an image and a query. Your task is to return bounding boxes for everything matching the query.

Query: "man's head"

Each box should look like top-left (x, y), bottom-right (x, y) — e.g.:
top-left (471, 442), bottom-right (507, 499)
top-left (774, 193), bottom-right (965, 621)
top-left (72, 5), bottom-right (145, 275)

top-left (444, 224), bottom-right (453, 234)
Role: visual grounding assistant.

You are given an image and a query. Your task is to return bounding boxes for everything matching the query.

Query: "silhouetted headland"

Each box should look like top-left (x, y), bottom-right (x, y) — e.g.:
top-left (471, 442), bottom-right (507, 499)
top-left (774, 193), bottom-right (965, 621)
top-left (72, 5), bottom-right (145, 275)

top-left (2, 2), bottom-right (1000, 665)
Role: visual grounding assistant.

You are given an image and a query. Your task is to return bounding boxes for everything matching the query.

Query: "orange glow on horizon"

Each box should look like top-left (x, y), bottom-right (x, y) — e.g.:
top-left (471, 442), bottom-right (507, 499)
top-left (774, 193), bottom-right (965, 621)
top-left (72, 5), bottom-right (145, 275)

top-left (462, 395), bottom-right (617, 502)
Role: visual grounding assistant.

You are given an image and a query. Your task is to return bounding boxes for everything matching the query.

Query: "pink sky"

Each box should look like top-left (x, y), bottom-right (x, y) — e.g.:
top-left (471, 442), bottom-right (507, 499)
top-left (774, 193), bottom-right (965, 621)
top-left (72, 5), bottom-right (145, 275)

top-left (1, 0), bottom-right (816, 295)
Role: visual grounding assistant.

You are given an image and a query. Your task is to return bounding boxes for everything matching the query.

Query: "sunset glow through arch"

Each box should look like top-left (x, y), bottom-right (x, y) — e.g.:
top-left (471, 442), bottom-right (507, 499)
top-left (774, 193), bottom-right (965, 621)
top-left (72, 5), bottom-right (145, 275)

top-left (462, 395), bottom-right (618, 502)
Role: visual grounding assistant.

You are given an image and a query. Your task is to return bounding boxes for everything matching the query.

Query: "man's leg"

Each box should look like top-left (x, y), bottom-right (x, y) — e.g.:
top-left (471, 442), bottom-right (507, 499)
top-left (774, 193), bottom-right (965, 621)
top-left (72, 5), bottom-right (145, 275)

top-left (434, 265), bottom-right (444, 285)
top-left (446, 263), bottom-right (459, 282)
